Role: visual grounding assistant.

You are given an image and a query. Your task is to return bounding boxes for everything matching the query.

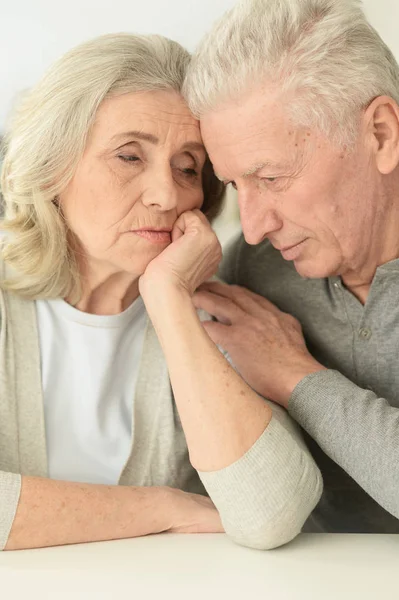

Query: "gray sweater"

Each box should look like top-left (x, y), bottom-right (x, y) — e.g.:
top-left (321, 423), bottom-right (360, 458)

top-left (220, 234), bottom-right (399, 533)
top-left (0, 275), bottom-right (322, 550)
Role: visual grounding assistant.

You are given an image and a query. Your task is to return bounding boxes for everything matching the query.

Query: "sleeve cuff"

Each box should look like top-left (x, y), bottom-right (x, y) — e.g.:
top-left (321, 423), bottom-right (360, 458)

top-left (0, 472), bottom-right (21, 550)
top-left (288, 369), bottom-right (356, 435)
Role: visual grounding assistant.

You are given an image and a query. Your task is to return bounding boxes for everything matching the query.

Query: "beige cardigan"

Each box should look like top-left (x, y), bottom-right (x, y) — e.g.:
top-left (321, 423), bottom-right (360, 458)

top-left (0, 284), bottom-right (322, 550)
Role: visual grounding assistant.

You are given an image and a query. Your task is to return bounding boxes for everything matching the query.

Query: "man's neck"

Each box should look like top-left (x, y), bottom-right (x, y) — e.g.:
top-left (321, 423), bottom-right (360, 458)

top-left (341, 177), bottom-right (399, 304)
top-left (342, 249), bottom-right (399, 305)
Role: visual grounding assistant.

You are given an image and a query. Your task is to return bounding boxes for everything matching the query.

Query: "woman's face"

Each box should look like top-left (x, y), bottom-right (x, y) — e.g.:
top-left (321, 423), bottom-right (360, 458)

top-left (59, 90), bottom-right (206, 279)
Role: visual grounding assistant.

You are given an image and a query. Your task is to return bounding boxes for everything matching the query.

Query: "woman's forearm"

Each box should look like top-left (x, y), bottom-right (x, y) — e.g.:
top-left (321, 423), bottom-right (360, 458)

top-left (142, 282), bottom-right (272, 472)
top-left (5, 476), bottom-right (172, 550)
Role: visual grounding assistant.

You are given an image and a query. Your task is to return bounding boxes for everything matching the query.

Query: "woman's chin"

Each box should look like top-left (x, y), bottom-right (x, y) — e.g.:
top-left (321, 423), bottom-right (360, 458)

top-left (117, 248), bottom-right (165, 277)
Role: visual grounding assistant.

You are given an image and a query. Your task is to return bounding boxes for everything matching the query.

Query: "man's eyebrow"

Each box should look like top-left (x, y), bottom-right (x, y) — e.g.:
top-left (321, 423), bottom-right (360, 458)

top-left (242, 161), bottom-right (287, 177)
top-left (216, 161), bottom-right (288, 183)
top-left (110, 132), bottom-right (206, 155)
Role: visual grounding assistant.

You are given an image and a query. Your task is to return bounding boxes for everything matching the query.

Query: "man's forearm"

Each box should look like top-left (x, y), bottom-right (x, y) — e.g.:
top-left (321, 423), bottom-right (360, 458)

top-left (290, 369), bottom-right (399, 519)
top-left (142, 282), bottom-right (272, 472)
top-left (5, 476), bottom-right (171, 550)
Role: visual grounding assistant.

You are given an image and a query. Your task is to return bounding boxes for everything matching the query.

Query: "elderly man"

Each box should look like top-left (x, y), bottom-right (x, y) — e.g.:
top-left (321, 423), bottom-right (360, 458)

top-left (184, 0), bottom-right (399, 533)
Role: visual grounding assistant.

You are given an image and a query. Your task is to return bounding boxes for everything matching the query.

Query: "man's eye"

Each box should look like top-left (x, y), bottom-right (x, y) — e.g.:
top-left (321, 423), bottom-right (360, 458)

top-left (118, 155), bottom-right (141, 163)
top-left (262, 177), bottom-right (277, 183)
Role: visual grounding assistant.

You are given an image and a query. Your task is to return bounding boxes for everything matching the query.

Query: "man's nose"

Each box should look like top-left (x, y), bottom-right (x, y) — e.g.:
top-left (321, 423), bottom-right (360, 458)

top-left (238, 190), bottom-right (283, 245)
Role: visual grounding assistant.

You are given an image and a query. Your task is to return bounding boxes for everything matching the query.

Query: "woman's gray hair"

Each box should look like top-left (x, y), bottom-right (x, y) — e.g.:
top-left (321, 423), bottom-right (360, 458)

top-left (183, 0), bottom-right (399, 146)
top-left (1, 33), bottom-right (224, 302)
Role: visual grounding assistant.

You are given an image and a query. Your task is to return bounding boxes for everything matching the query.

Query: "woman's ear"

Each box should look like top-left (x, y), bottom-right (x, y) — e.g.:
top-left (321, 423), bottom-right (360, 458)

top-left (364, 95), bottom-right (399, 175)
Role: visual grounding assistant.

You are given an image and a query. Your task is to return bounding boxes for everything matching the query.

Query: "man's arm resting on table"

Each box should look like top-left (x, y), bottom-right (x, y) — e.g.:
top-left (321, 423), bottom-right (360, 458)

top-left (289, 369), bottom-right (399, 520)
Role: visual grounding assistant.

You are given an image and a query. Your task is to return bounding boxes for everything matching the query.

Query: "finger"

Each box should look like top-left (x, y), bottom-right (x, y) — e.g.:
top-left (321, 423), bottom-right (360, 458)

top-left (201, 319), bottom-right (231, 347)
top-left (171, 221), bottom-right (185, 242)
top-left (170, 210), bottom-right (196, 242)
top-left (198, 281), bottom-right (282, 317)
top-left (173, 210), bottom-right (216, 244)
top-left (191, 208), bottom-right (211, 226)
top-left (174, 209), bottom-right (210, 233)
top-left (193, 290), bottom-right (243, 324)
top-left (197, 280), bottom-right (233, 297)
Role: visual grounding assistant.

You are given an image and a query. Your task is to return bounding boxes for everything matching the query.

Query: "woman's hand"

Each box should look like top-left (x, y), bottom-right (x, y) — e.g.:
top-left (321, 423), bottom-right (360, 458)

top-left (140, 209), bottom-right (222, 296)
top-left (167, 489), bottom-right (224, 534)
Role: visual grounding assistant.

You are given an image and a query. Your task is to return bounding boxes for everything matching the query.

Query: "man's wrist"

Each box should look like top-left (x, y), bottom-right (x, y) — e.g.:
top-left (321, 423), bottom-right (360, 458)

top-left (281, 361), bottom-right (327, 408)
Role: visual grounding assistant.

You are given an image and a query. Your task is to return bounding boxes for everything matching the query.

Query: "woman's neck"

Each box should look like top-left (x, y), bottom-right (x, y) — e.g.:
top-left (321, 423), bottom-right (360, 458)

top-left (66, 261), bottom-right (140, 315)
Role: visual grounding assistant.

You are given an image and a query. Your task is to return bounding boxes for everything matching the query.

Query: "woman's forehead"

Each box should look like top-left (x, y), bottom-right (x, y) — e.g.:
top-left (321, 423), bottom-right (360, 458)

top-left (89, 90), bottom-right (202, 149)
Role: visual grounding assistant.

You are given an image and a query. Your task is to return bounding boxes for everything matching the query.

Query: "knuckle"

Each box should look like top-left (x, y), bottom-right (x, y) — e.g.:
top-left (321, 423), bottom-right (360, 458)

top-left (224, 297), bottom-right (235, 310)
top-left (285, 313), bottom-right (300, 327)
top-left (269, 312), bottom-right (280, 326)
top-left (229, 284), bottom-right (245, 297)
top-left (190, 224), bottom-right (202, 237)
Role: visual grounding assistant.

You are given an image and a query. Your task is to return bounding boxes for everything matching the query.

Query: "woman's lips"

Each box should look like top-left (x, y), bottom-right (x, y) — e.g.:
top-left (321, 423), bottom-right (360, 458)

top-left (130, 230), bottom-right (172, 244)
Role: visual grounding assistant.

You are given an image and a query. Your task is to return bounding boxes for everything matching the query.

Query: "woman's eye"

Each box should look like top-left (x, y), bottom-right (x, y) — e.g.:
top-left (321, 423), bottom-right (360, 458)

top-left (118, 155), bottom-right (141, 163)
top-left (174, 165), bottom-right (199, 180)
top-left (181, 167), bottom-right (198, 178)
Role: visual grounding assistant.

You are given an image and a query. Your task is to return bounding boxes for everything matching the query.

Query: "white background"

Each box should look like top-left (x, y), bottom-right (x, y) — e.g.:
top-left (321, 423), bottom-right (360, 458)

top-left (1, 0), bottom-right (399, 129)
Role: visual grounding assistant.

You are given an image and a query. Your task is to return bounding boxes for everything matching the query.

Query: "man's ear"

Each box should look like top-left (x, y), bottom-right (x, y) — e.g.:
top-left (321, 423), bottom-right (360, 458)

top-left (364, 95), bottom-right (399, 175)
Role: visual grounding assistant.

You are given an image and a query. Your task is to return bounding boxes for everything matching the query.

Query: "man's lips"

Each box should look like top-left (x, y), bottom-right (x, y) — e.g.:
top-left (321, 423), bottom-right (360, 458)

top-left (272, 239), bottom-right (308, 260)
top-left (274, 242), bottom-right (304, 252)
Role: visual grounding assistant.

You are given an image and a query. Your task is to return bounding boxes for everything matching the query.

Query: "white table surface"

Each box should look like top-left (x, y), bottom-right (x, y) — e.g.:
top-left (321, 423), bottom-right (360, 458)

top-left (1, 533), bottom-right (398, 600)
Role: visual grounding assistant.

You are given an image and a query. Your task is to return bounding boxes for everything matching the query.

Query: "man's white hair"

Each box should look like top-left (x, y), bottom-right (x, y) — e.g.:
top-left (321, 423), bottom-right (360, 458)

top-left (183, 0), bottom-right (399, 145)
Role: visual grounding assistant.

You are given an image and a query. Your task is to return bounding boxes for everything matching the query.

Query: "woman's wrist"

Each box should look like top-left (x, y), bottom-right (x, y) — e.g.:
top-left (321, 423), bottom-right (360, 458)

top-left (140, 274), bottom-right (203, 347)
top-left (140, 274), bottom-right (192, 309)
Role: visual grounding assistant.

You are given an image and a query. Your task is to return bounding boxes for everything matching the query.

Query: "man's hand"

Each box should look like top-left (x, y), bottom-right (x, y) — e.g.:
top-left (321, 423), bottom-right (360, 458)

top-left (167, 489), bottom-right (224, 534)
top-left (140, 210), bottom-right (222, 296)
top-left (193, 281), bottom-right (326, 407)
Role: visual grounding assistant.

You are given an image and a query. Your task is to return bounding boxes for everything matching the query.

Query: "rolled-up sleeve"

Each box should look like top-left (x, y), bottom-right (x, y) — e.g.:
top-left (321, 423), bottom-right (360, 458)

top-left (198, 402), bottom-right (323, 550)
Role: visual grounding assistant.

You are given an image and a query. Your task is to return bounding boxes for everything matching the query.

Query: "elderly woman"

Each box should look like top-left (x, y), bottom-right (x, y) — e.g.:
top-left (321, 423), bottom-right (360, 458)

top-left (0, 33), bottom-right (322, 552)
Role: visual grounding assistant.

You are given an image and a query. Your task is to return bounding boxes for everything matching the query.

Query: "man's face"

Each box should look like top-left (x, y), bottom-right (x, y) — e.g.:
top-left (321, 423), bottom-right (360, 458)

top-left (201, 86), bottom-right (382, 280)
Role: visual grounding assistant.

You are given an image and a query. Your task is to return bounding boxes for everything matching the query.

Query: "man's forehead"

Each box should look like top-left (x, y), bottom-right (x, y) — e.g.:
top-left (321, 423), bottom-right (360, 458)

top-left (202, 96), bottom-right (299, 147)
top-left (204, 121), bottom-right (301, 180)
top-left (201, 106), bottom-right (313, 180)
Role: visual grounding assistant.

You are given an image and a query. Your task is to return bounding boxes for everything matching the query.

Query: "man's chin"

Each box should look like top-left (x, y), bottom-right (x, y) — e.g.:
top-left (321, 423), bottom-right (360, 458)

top-left (293, 257), bottom-right (337, 280)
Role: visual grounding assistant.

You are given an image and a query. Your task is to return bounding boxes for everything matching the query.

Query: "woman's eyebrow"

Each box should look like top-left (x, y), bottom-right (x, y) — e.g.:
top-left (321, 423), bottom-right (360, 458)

top-left (180, 142), bottom-right (206, 154)
top-left (109, 132), bottom-right (205, 155)
top-left (110, 130), bottom-right (159, 145)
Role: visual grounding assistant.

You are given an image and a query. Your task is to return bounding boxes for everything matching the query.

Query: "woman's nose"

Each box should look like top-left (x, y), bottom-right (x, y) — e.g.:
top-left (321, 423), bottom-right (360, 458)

top-left (141, 170), bottom-right (179, 212)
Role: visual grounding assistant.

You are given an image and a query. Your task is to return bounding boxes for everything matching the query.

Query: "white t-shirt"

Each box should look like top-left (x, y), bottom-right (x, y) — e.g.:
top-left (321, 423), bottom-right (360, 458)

top-left (35, 296), bottom-right (147, 485)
